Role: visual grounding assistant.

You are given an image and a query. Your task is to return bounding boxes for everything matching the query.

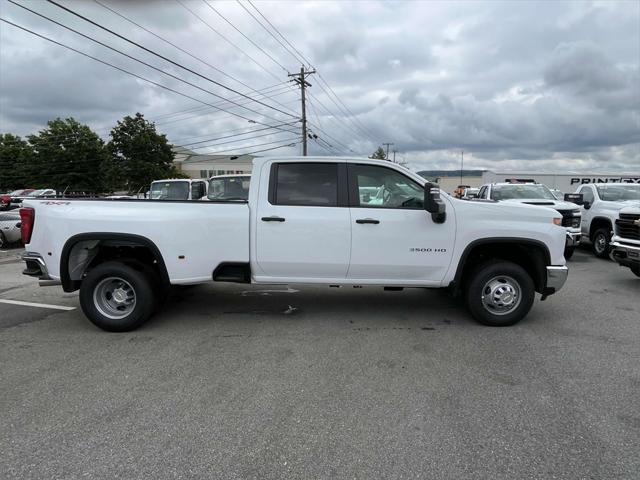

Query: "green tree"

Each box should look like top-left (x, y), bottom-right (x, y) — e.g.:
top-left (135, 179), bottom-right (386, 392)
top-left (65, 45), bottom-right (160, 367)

top-left (28, 118), bottom-right (106, 194)
top-left (107, 113), bottom-right (181, 193)
top-left (369, 146), bottom-right (387, 160)
top-left (0, 133), bottom-right (33, 190)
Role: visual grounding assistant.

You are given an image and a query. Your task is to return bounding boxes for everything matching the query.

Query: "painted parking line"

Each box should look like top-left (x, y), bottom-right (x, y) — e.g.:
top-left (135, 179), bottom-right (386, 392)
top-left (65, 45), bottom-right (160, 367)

top-left (0, 299), bottom-right (75, 311)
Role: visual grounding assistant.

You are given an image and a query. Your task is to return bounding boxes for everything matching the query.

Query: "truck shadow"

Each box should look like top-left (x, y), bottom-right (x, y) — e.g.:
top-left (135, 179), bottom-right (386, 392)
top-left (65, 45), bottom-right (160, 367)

top-left (150, 283), bottom-right (477, 331)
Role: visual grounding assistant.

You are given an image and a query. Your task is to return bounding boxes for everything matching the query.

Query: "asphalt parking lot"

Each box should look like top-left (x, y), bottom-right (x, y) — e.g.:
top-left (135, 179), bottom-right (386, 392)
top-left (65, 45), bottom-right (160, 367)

top-left (1, 246), bottom-right (639, 479)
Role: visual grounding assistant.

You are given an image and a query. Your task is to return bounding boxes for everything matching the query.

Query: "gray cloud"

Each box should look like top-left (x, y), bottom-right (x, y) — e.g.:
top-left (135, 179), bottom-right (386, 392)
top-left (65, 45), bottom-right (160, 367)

top-left (0, 0), bottom-right (638, 170)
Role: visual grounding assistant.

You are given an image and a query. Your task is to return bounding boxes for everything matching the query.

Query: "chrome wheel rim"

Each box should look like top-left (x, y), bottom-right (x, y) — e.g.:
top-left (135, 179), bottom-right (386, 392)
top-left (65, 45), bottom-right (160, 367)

top-left (93, 277), bottom-right (136, 319)
top-left (481, 275), bottom-right (522, 316)
top-left (594, 233), bottom-right (607, 254)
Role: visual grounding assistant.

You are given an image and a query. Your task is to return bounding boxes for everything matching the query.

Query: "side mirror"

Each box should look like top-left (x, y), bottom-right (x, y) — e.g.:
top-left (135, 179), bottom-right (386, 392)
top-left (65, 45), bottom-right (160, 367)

top-left (424, 183), bottom-right (446, 224)
top-left (564, 193), bottom-right (584, 205)
top-left (583, 201), bottom-right (591, 210)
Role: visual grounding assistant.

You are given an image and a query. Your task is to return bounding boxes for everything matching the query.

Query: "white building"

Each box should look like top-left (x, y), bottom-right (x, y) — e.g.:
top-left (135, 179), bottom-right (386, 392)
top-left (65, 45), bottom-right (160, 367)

top-left (418, 169), bottom-right (640, 195)
top-left (173, 147), bottom-right (255, 179)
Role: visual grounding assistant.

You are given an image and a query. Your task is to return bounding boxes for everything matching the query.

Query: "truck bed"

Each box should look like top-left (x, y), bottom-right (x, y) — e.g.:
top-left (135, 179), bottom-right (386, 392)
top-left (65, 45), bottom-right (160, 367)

top-left (24, 199), bottom-right (250, 283)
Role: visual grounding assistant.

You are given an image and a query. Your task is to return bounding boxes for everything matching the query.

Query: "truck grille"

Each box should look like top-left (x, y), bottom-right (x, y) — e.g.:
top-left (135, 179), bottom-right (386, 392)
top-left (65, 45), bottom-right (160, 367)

top-left (616, 213), bottom-right (640, 240)
top-left (557, 209), bottom-right (581, 228)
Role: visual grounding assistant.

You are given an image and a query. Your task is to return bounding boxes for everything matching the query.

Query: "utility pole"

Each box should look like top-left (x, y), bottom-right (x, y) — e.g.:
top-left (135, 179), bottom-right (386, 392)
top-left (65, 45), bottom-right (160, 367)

top-left (289, 67), bottom-right (316, 156)
top-left (382, 142), bottom-right (394, 161)
top-left (392, 149), bottom-right (397, 163)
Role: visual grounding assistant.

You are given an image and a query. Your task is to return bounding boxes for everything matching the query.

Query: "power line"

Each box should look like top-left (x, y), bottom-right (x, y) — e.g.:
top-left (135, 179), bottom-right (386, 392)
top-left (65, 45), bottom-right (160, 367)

top-left (203, 0), bottom-right (289, 73)
top-left (230, 140), bottom-right (301, 158)
top-left (236, 2), bottom-right (377, 148)
top-left (45, 0), bottom-right (297, 119)
top-left (246, 0), bottom-right (314, 67)
top-left (180, 126), bottom-right (299, 148)
top-left (185, 135), bottom-right (301, 154)
top-left (0, 18), bottom-right (298, 148)
top-left (314, 75), bottom-right (378, 143)
top-left (305, 120), bottom-right (356, 154)
top-left (154, 82), bottom-right (292, 122)
top-left (92, 0), bottom-right (298, 117)
top-left (9, 1), bottom-right (290, 126)
top-left (155, 85), bottom-right (297, 126)
top-left (176, 0), bottom-right (282, 83)
top-left (236, 0), bottom-right (303, 67)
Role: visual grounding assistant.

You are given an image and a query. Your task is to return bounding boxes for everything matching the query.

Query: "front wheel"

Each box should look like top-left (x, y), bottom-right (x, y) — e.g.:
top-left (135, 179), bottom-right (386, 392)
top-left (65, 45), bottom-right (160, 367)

top-left (631, 265), bottom-right (640, 278)
top-left (79, 261), bottom-right (156, 332)
top-left (591, 228), bottom-right (611, 258)
top-left (465, 261), bottom-right (535, 327)
top-left (564, 246), bottom-right (575, 260)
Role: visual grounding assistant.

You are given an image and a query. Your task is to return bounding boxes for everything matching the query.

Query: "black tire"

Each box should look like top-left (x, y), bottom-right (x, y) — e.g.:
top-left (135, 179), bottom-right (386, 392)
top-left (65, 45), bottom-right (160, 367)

top-left (465, 261), bottom-right (535, 327)
top-left (0, 231), bottom-right (6, 249)
top-left (564, 246), bottom-right (575, 260)
top-left (631, 265), bottom-right (640, 278)
top-left (79, 261), bottom-right (156, 332)
top-left (591, 228), bottom-right (611, 258)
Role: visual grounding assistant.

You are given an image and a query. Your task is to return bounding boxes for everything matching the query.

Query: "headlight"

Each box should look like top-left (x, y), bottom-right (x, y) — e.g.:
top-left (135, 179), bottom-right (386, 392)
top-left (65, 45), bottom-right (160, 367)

top-left (553, 218), bottom-right (562, 226)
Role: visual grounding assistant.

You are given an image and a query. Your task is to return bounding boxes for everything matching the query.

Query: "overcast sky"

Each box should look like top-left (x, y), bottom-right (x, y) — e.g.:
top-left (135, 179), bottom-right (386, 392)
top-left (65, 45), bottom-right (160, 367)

top-left (1, 0), bottom-right (638, 172)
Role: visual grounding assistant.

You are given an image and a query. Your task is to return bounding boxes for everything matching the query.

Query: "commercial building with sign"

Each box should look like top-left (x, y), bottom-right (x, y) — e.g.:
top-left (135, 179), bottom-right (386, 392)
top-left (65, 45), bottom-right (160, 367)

top-left (418, 169), bottom-right (640, 195)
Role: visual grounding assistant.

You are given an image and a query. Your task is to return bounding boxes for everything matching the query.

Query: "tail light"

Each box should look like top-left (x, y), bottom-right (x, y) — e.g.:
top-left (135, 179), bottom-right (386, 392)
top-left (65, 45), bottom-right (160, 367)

top-left (0, 194), bottom-right (10, 205)
top-left (19, 207), bottom-right (35, 244)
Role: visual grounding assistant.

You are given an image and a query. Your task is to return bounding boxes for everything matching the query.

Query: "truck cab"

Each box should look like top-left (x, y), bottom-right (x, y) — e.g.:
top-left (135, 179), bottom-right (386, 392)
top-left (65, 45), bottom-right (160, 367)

top-left (149, 178), bottom-right (208, 201)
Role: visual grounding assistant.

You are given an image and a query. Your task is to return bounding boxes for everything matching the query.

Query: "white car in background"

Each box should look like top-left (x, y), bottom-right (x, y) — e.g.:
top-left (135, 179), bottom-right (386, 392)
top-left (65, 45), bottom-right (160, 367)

top-left (0, 212), bottom-right (22, 248)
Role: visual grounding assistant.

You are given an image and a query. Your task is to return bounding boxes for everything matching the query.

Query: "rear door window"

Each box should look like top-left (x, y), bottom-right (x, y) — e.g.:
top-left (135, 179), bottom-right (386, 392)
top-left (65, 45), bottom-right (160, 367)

top-left (271, 163), bottom-right (338, 207)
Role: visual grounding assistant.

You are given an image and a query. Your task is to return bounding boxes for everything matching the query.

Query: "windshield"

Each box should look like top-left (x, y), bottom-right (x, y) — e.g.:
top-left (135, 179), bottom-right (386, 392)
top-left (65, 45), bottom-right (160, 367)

top-left (595, 184), bottom-right (640, 201)
top-left (150, 181), bottom-right (189, 200)
top-left (490, 184), bottom-right (556, 201)
top-left (208, 177), bottom-right (250, 201)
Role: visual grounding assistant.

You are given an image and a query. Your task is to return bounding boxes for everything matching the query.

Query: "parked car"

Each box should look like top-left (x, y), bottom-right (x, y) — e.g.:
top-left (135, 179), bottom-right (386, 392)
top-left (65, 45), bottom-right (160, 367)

top-left (12, 189), bottom-right (56, 209)
top-left (610, 205), bottom-right (640, 277)
top-left (207, 174), bottom-right (251, 201)
top-left (1, 189), bottom-right (34, 211)
top-left (569, 183), bottom-right (640, 258)
top-left (149, 179), bottom-right (208, 200)
top-left (0, 212), bottom-right (22, 248)
top-left (21, 156), bottom-right (568, 332)
top-left (476, 182), bottom-right (581, 259)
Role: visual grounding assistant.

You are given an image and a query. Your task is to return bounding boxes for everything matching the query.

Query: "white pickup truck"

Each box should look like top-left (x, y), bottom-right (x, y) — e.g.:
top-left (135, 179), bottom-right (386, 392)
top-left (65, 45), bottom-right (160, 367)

top-left (610, 206), bottom-right (640, 277)
top-left (571, 183), bottom-right (640, 258)
top-left (20, 157), bottom-right (568, 331)
top-left (476, 182), bottom-right (581, 258)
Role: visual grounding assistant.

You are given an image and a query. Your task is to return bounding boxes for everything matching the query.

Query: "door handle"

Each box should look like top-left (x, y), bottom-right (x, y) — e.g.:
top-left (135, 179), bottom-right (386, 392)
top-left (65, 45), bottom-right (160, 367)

top-left (356, 218), bottom-right (380, 224)
top-left (261, 216), bottom-right (286, 222)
